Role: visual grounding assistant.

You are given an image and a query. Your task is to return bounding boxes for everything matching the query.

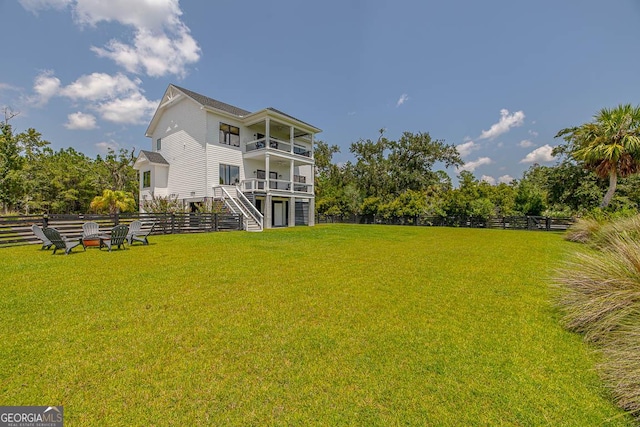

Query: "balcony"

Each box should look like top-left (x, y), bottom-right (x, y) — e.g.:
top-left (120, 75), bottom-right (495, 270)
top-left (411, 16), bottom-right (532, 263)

top-left (240, 179), bottom-right (313, 195)
top-left (245, 137), bottom-right (312, 159)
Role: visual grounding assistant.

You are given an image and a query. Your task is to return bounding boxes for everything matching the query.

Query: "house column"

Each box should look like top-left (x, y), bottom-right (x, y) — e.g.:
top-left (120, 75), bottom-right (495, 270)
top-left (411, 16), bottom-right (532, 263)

top-left (290, 126), bottom-right (295, 154)
top-left (265, 153), bottom-right (272, 228)
top-left (265, 117), bottom-right (270, 145)
top-left (310, 133), bottom-right (314, 160)
top-left (265, 194), bottom-right (272, 229)
top-left (289, 159), bottom-right (295, 193)
top-left (289, 196), bottom-right (296, 227)
top-left (309, 198), bottom-right (315, 226)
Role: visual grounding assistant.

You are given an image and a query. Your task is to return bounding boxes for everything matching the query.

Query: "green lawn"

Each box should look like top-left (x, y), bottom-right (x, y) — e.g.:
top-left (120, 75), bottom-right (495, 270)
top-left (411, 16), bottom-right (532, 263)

top-left (0, 225), bottom-right (633, 426)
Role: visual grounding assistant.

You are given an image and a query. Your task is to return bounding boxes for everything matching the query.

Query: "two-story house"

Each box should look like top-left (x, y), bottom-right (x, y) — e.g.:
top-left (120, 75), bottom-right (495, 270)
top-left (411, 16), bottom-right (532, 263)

top-left (134, 84), bottom-right (321, 231)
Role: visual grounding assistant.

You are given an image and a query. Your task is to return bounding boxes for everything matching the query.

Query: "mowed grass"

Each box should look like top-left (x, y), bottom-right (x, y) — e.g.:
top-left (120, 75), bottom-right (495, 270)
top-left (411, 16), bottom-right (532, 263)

top-left (0, 225), bottom-right (633, 426)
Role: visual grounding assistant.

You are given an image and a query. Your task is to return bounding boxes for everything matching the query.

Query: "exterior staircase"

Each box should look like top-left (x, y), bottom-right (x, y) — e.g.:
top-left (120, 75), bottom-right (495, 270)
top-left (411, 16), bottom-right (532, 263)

top-left (213, 186), bottom-right (263, 232)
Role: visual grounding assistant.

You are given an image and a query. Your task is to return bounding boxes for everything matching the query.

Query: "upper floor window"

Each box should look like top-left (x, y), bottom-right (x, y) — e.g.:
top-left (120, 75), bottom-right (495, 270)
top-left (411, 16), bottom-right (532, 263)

top-left (220, 123), bottom-right (240, 147)
top-left (143, 171), bottom-right (151, 188)
top-left (156, 138), bottom-right (162, 150)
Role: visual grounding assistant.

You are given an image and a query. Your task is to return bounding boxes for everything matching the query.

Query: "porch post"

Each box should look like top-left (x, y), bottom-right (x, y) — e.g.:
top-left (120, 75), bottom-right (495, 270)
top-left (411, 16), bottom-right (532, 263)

top-left (290, 126), bottom-right (295, 154)
top-left (265, 117), bottom-right (270, 145)
top-left (310, 133), bottom-right (314, 160)
top-left (265, 153), bottom-right (272, 229)
top-left (265, 194), bottom-right (272, 229)
top-left (265, 153), bottom-right (270, 191)
top-left (290, 159), bottom-right (295, 193)
top-left (289, 196), bottom-right (296, 227)
top-left (309, 198), bottom-right (315, 226)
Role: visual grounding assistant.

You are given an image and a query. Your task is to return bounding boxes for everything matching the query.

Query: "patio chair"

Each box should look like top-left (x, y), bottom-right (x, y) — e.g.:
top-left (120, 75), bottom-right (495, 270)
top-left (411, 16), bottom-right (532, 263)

top-left (82, 221), bottom-right (101, 238)
top-left (126, 220), bottom-right (154, 245)
top-left (82, 221), bottom-right (103, 249)
top-left (100, 224), bottom-right (129, 252)
top-left (32, 224), bottom-right (53, 250)
top-left (42, 227), bottom-right (82, 255)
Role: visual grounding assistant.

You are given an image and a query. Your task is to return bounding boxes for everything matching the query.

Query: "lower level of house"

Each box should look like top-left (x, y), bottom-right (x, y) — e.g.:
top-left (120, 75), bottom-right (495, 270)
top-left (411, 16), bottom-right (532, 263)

top-left (173, 187), bottom-right (314, 231)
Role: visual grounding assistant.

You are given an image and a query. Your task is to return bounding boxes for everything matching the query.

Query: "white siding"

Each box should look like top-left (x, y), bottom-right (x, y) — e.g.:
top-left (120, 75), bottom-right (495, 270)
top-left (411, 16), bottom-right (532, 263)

top-left (151, 98), bottom-right (207, 201)
top-left (206, 112), bottom-right (245, 195)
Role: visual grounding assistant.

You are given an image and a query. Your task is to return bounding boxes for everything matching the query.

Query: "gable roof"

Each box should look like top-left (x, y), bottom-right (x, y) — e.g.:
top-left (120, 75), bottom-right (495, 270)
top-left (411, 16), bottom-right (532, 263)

top-left (171, 84), bottom-right (252, 117)
top-left (138, 150), bottom-right (169, 165)
top-left (146, 84), bottom-right (321, 137)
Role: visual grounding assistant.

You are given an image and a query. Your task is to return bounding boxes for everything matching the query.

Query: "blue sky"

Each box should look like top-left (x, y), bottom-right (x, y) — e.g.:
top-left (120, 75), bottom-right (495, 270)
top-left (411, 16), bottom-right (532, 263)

top-left (2, 0), bottom-right (640, 185)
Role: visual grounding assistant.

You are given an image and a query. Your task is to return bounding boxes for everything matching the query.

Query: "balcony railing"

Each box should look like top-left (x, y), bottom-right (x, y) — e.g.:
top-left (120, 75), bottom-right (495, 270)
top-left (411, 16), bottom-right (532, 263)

top-left (240, 179), bottom-right (313, 194)
top-left (245, 137), bottom-right (312, 158)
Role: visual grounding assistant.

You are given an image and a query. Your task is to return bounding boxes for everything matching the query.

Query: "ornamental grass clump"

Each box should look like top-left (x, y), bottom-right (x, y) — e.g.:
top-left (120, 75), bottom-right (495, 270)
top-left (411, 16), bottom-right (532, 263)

top-left (555, 234), bottom-right (640, 414)
top-left (563, 217), bottom-right (603, 244)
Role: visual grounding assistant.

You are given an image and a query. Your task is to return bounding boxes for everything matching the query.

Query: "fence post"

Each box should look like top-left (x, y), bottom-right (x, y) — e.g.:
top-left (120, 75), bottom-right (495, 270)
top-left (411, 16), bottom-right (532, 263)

top-left (43, 214), bottom-right (49, 228)
top-left (171, 213), bottom-right (176, 234)
top-left (546, 217), bottom-right (551, 231)
top-left (114, 212), bottom-right (120, 226)
top-left (214, 213), bottom-right (218, 232)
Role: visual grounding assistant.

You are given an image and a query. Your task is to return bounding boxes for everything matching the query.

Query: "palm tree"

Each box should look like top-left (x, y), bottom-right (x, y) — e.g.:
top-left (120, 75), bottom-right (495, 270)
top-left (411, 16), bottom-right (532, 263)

top-left (90, 189), bottom-right (136, 214)
top-left (556, 104), bottom-right (640, 208)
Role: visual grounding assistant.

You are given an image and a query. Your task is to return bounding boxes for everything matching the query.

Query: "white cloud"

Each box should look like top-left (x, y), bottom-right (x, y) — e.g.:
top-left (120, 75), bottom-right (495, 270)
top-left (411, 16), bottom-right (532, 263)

top-left (29, 70), bottom-right (61, 106)
top-left (73, 0), bottom-right (181, 29)
top-left (65, 112), bottom-right (97, 130)
top-left (95, 140), bottom-right (120, 154)
top-left (498, 175), bottom-right (514, 184)
top-left (479, 109), bottom-right (525, 140)
top-left (18, 0), bottom-right (71, 13)
top-left (520, 144), bottom-right (555, 164)
top-left (519, 139), bottom-right (534, 148)
top-left (528, 130), bottom-right (539, 138)
top-left (93, 93), bottom-right (158, 125)
top-left (458, 157), bottom-right (492, 172)
top-left (61, 73), bottom-right (141, 101)
top-left (20, 0), bottom-right (201, 78)
top-left (481, 175), bottom-right (496, 185)
top-left (456, 140), bottom-right (478, 157)
top-left (396, 93), bottom-right (409, 107)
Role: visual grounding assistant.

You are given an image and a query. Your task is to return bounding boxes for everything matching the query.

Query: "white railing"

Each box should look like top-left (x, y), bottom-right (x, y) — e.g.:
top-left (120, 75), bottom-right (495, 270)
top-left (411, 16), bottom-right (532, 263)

top-left (213, 185), bottom-right (263, 231)
top-left (240, 179), bottom-right (313, 194)
top-left (245, 137), bottom-right (311, 158)
top-left (235, 187), bottom-right (263, 230)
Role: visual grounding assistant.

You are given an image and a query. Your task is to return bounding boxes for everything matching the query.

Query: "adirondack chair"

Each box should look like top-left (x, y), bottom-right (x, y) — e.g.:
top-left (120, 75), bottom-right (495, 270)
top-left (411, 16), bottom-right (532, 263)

top-left (82, 221), bottom-right (100, 237)
top-left (82, 221), bottom-right (102, 248)
top-left (32, 224), bottom-right (53, 250)
top-left (42, 227), bottom-right (82, 255)
top-left (100, 224), bottom-right (129, 252)
top-left (126, 220), bottom-right (154, 245)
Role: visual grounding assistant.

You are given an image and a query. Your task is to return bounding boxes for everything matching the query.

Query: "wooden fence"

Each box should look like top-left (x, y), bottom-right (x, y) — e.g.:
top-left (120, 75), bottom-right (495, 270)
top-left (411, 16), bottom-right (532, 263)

top-left (0, 212), bottom-right (243, 248)
top-left (316, 214), bottom-right (575, 231)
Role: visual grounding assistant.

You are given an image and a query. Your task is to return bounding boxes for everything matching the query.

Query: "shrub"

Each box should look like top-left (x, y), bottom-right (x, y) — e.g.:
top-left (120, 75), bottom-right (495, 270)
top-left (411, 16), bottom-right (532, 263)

top-left (555, 236), bottom-right (640, 415)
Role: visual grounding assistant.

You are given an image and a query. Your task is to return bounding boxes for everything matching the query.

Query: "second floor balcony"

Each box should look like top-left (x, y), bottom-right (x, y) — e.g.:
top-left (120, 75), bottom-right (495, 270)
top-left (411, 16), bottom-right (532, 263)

top-left (245, 137), bottom-right (312, 160)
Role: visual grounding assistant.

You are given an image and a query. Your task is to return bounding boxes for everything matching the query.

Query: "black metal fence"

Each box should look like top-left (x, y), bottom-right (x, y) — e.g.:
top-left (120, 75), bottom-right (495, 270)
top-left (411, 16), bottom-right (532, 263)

top-left (316, 214), bottom-right (574, 231)
top-left (0, 212), bottom-right (243, 248)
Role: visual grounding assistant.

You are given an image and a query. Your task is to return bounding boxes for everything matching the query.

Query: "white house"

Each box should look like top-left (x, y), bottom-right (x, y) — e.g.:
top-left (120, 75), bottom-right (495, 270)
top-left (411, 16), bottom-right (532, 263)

top-left (134, 84), bottom-right (321, 231)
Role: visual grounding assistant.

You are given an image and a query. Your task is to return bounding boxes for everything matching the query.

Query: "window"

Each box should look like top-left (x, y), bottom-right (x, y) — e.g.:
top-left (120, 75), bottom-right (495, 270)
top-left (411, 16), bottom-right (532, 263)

top-left (219, 164), bottom-right (240, 185)
top-left (219, 123), bottom-right (240, 147)
top-left (143, 171), bottom-right (151, 188)
top-left (156, 138), bottom-right (161, 150)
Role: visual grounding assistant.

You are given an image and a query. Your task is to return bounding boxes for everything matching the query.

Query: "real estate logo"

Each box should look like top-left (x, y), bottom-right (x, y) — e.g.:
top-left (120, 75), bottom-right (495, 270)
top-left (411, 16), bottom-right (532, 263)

top-left (0, 406), bottom-right (63, 427)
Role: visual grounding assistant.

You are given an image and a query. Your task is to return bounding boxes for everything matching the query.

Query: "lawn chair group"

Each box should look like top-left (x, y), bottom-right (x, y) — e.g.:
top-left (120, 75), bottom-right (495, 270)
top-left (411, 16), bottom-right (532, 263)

top-left (32, 220), bottom-right (154, 255)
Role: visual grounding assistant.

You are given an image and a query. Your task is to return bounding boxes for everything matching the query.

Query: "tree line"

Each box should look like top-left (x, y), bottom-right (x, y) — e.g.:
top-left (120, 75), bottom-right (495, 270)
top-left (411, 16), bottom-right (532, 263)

top-left (0, 115), bottom-right (137, 215)
top-left (316, 105), bottom-right (640, 220)
top-left (2, 104), bottom-right (639, 218)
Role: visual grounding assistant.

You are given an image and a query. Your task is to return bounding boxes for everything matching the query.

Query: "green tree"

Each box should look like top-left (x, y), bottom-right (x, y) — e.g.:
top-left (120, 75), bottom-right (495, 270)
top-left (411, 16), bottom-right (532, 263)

top-left (556, 104), bottom-right (640, 207)
top-left (0, 123), bottom-right (23, 213)
top-left (90, 189), bottom-right (136, 214)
